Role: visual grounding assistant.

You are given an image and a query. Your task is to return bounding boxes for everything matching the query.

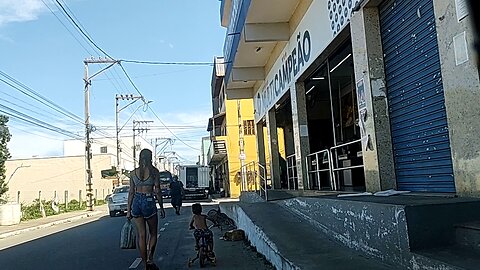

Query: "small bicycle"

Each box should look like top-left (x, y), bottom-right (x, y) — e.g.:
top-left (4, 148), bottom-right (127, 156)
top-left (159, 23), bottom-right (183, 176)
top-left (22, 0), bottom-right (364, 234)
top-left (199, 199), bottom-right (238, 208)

top-left (206, 208), bottom-right (236, 231)
top-left (188, 226), bottom-right (216, 268)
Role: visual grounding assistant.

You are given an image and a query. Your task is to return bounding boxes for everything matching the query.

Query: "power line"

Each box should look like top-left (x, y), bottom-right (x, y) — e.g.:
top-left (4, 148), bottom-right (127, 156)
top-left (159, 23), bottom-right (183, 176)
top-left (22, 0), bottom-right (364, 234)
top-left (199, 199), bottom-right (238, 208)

top-left (9, 124), bottom-right (74, 141)
top-left (0, 96), bottom-right (81, 128)
top-left (118, 63), bottom-right (144, 97)
top-left (0, 71), bottom-right (84, 124)
top-left (147, 106), bottom-right (200, 151)
top-left (53, 0), bottom-right (113, 59)
top-left (41, 0), bottom-right (95, 56)
top-left (120, 59), bottom-right (213, 66)
top-left (0, 105), bottom-right (83, 140)
top-left (0, 88), bottom-right (80, 126)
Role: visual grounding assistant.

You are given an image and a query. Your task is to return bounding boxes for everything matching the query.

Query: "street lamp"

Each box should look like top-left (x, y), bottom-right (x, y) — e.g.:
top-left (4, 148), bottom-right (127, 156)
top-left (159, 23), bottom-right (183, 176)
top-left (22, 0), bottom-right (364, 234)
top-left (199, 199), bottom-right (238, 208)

top-left (7, 163), bottom-right (31, 185)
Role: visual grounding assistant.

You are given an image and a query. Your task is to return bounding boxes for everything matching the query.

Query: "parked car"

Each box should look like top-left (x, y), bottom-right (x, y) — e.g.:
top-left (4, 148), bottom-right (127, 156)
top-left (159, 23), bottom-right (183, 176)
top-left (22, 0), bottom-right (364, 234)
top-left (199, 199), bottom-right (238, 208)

top-left (107, 185), bottom-right (129, 217)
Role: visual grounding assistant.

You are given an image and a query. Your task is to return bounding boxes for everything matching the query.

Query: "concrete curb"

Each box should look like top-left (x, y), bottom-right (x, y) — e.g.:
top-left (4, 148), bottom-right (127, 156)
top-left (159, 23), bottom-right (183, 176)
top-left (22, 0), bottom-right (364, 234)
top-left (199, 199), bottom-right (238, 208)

top-left (0, 210), bottom-right (105, 240)
top-left (219, 203), bottom-right (300, 270)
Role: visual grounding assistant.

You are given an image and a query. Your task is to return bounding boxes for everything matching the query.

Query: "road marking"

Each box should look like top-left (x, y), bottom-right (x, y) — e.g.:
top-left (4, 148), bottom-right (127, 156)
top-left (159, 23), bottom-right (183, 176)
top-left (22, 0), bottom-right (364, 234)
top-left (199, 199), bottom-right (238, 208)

top-left (129, 258), bottom-right (142, 269)
top-left (164, 222), bottom-right (169, 226)
top-left (159, 227), bottom-right (165, 232)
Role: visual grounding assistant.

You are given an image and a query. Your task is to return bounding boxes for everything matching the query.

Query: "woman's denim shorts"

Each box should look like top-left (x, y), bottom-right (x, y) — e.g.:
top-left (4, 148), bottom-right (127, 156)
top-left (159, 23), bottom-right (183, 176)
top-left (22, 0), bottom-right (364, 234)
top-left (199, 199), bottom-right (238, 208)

top-left (131, 193), bottom-right (157, 219)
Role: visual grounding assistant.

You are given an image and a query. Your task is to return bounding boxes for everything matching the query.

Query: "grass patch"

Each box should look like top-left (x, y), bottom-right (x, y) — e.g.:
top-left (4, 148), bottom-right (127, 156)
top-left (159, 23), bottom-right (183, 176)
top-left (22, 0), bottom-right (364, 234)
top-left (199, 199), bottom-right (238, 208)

top-left (21, 199), bottom-right (106, 221)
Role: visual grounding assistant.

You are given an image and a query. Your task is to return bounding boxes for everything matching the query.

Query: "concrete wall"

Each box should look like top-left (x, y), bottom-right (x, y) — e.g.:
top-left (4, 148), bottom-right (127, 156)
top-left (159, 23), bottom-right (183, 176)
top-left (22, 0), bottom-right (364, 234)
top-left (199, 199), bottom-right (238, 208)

top-left (350, 6), bottom-right (396, 193)
top-left (277, 196), bottom-right (469, 269)
top-left (279, 197), bottom-right (409, 264)
top-left (433, 0), bottom-right (480, 196)
top-left (63, 136), bottom-right (153, 171)
top-left (5, 155), bottom-right (114, 204)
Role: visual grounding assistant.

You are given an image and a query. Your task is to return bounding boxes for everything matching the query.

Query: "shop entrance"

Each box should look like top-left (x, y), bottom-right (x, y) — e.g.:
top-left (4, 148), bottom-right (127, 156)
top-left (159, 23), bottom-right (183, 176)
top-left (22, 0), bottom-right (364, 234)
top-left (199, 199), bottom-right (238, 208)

top-left (275, 94), bottom-right (296, 190)
top-left (305, 42), bottom-right (365, 191)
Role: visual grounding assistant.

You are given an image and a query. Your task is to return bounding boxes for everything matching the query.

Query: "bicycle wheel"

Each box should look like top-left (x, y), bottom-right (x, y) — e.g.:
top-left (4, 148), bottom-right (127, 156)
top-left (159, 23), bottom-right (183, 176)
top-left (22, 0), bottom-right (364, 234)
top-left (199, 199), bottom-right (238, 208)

top-left (199, 247), bottom-right (206, 268)
top-left (207, 209), bottom-right (218, 221)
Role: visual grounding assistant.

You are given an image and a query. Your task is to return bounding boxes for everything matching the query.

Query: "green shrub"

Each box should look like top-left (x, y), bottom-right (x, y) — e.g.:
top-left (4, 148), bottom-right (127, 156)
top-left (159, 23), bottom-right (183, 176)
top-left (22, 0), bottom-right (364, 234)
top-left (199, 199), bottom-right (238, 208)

top-left (20, 197), bottom-right (107, 221)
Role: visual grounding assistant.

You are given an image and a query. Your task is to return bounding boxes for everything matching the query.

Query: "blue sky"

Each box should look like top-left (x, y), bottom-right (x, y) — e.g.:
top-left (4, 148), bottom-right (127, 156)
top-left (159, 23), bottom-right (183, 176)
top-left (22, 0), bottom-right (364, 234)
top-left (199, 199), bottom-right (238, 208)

top-left (0, 0), bottom-right (226, 163)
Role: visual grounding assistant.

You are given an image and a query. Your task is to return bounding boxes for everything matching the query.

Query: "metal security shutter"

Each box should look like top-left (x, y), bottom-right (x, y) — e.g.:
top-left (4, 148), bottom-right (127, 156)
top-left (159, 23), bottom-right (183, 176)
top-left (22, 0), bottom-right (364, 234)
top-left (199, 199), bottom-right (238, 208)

top-left (379, 0), bottom-right (455, 192)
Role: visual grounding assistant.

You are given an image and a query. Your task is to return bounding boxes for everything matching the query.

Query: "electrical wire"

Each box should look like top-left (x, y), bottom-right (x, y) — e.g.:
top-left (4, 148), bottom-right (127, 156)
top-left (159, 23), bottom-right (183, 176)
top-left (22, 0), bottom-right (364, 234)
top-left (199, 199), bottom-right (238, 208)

top-left (53, 0), bottom-right (114, 59)
top-left (117, 63), bottom-right (144, 97)
top-left (0, 89), bottom-right (80, 126)
top-left (146, 106), bottom-right (200, 151)
top-left (41, 0), bottom-right (95, 56)
top-left (0, 71), bottom-right (84, 124)
top-left (120, 59), bottom-right (213, 66)
top-left (0, 105), bottom-right (83, 140)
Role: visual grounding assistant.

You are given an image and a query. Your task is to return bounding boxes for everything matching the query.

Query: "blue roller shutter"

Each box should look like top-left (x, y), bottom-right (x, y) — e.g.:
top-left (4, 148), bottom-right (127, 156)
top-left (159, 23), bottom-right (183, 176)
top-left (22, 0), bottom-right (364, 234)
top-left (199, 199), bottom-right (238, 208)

top-left (379, 0), bottom-right (455, 192)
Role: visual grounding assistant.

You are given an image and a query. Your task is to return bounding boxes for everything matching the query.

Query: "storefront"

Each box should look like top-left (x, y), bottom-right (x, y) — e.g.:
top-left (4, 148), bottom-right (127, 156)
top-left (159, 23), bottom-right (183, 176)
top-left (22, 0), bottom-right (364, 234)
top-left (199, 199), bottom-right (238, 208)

top-left (254, 0), bottom-right (364, 192)
top-left (227, 0), bottom-right (480, 196)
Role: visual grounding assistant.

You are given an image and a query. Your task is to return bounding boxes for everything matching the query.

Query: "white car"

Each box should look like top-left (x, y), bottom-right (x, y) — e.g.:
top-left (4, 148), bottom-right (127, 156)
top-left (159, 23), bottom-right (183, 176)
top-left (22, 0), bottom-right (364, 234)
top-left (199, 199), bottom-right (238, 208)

top-left (107, 185), bottom-right (129, 217)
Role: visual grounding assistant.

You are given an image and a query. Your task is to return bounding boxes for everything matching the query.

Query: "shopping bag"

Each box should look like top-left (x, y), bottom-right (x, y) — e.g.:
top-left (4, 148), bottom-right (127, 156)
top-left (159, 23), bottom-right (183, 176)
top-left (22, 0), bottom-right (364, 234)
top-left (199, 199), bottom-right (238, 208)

top-left (120, 219), bottom-right (136, 249)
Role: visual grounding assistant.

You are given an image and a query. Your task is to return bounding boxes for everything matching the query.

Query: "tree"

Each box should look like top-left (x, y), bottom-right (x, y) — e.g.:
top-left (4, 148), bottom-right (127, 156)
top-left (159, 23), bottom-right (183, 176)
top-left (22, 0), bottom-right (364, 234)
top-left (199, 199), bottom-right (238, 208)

top-left (0, 115), bottom-right (11, 203)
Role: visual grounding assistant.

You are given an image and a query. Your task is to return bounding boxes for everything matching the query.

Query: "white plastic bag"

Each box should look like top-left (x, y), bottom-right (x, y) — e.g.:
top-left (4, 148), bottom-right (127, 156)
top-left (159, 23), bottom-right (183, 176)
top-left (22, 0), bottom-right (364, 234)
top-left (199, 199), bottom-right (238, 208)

top-left (120, 219), bottom-right (136, 249)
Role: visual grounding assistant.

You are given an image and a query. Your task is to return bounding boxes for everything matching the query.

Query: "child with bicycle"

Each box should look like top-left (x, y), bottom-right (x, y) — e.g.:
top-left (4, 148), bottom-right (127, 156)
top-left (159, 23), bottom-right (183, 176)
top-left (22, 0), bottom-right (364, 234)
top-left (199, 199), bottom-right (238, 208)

top-left (189, 203), bottom-right (214, 257)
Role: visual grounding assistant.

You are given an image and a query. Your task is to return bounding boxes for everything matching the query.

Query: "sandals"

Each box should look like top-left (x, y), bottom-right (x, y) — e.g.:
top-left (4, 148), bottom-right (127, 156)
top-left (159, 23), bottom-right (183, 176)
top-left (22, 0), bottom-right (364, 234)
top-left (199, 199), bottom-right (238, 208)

top-left (146, 262), bottom-right (159, 270)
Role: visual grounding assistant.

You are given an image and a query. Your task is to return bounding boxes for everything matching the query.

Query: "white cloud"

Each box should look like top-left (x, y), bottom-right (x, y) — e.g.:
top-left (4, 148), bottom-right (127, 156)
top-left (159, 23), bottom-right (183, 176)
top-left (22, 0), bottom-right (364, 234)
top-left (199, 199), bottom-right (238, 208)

top-left (168, 43), bottom-right (174, 49)
top-left (0, 0), bottom-right (46, 27)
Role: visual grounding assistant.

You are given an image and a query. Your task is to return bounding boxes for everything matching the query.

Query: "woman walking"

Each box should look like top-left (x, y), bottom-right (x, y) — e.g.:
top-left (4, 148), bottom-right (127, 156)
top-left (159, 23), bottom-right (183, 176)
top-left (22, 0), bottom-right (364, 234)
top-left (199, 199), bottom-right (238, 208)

top-left (127, 149), bottom-right (165, 270)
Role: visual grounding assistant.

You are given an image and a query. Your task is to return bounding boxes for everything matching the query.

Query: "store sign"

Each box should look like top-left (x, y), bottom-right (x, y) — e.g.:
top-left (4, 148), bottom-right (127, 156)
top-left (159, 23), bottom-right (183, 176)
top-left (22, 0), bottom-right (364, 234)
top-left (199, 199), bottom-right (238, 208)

top-left (254, 0), bottom-right (356, 122)
top-left (255, 30), bottom-right (312, 118)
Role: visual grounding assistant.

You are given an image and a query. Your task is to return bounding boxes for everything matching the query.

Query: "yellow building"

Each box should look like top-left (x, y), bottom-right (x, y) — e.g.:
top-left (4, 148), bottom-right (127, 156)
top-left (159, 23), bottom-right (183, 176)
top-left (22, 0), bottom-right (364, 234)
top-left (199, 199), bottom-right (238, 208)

top-left (207, 57), bottom-right (258, 199)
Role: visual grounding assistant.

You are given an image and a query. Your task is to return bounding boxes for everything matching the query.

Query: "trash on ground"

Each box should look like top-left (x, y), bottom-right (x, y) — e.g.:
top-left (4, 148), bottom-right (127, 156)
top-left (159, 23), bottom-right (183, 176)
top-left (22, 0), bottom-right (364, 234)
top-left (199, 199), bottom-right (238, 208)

top-left (374, 189), bottom-right (410, 197)
top-left (337, 192), bottom-right (372, 197)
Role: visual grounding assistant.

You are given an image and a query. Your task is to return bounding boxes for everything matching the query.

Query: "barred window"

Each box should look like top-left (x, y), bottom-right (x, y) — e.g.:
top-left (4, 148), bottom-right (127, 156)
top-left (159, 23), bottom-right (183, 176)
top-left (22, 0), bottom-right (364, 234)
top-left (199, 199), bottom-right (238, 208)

top-left (100, 146), bottom-right (108, 153)
top-left (243, 120), bottom-right (255, 135)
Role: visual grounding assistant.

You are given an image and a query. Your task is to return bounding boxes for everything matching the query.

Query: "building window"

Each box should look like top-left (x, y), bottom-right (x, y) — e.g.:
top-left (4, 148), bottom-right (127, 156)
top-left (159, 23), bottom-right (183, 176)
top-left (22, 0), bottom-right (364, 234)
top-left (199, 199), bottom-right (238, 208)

top-left (100, 146), bottom-right (108, 153)
top-left (243, 120), bottom-right (255, 135)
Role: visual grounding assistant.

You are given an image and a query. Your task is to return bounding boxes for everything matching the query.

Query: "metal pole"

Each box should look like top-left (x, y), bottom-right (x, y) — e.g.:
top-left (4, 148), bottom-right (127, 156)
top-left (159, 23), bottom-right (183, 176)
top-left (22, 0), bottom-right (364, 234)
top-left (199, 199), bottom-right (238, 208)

top-left (154, 138), bottom-right (158, 167)
top-left (133, 120), bottom-right (136, 168)
top-left (84, 62), bottom-right (93, 211)
top-left (237, 100), bottom-right (247, 191)
top-left (327, 60), bottom-right (338, 190)
top-left (115, 95), bottom-right (121, 187)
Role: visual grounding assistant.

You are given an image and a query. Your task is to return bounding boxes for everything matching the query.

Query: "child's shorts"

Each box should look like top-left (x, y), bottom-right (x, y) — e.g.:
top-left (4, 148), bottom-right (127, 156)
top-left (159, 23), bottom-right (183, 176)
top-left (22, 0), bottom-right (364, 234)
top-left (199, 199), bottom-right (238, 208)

top-left (131, 193), bottom-right (157, 219)
top-left (194, 229), bottom-right (213, 243)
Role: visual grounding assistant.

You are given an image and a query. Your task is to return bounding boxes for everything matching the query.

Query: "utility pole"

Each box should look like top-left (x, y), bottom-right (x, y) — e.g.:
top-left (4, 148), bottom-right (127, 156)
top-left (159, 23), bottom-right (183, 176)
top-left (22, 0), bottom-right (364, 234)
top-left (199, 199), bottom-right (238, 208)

top-left (84, 57), bottom-right (118, 211)
top-left (152, 137), bottom-right (173, 166)
top-left (115, 94), bottom-right (143, 186)
top-left (237, 100), bottom-right (247, 191)
top-left (133, 120), bottom-right (153, 167)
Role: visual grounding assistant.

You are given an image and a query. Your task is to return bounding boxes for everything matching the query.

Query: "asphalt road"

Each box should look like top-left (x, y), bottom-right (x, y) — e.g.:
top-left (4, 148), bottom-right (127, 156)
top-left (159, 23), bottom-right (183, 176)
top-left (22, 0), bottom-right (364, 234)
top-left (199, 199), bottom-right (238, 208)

top-left (0, 200), bottom-right (274, 270)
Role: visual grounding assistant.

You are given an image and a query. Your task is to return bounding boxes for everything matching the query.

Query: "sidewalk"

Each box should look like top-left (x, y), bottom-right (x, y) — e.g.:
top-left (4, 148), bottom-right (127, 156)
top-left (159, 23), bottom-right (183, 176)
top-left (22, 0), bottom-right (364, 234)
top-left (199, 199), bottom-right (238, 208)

top-left (220, 201), bottom-right (399, 270)
top-left (0, 204), bottom-right (107, 240)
